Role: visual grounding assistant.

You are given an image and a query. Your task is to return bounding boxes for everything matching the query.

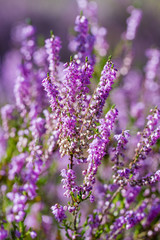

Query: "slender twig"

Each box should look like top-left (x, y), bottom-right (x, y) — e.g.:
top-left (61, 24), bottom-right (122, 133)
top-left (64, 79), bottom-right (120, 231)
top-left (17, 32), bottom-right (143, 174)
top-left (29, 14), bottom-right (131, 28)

top-left (70, 154), bottom-right (74, 169)
top-left (74, 210), bottom-right (78, 231)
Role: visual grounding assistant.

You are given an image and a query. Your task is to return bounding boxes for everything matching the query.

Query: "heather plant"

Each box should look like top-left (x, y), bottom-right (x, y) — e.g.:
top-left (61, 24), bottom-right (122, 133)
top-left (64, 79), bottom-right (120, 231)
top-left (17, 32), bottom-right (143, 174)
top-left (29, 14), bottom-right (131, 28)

top-left (0, 0), bottom-right (160, 240)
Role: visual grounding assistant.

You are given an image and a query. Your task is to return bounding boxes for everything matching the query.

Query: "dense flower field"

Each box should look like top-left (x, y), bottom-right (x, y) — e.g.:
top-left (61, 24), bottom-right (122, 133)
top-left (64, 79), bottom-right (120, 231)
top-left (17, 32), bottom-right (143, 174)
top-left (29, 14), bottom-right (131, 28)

top-left (0, 0), bottom-right (160, 239)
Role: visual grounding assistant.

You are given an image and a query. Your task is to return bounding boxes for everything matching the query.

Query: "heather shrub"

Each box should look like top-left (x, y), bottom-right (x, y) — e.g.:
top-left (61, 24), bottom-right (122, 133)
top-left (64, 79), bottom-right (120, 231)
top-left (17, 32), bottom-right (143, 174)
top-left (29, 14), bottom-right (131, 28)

top-left (0, 1), bottom-right (160, 240)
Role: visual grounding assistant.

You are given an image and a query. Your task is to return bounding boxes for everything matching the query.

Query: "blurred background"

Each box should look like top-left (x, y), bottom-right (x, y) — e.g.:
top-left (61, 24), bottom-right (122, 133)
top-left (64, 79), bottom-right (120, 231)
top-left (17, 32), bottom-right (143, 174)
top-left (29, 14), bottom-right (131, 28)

top-left (0, 0), bottom-right (160, 104)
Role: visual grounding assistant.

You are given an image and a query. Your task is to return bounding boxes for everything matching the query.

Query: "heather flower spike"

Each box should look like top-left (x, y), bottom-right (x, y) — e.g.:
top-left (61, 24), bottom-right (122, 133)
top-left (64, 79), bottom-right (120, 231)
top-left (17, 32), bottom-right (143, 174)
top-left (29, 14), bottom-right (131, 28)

top-left (88, 59), bottom-right (117, 119)
top-left (125, 6), bottom-right (142, 41)
top-left (45, 32), bottom-right (61, 78)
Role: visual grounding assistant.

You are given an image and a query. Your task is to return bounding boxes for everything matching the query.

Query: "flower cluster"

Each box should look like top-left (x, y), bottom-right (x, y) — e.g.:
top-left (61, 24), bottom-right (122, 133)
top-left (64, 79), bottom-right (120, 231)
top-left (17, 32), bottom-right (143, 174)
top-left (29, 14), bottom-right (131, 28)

top-left (0, 225), bottom-right (8, 240)
top-left (69, 14), bottom-right (95, 64)
top-left (45, 34), bottom-right (61, 78)
top-left (125, 6), bottom-right (142, 40)
top-left (89, 61), bottom-right (117, 118)
top-left (51, 204), bottom-right (66, 223)
top-left (61, 168), bottom-right (77, 198)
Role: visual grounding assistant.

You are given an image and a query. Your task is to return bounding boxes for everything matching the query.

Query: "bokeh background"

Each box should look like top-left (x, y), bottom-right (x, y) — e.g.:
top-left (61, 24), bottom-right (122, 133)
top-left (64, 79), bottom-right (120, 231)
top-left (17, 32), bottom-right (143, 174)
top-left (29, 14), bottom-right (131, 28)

top-left (1, 0), bottom-right (160, 104)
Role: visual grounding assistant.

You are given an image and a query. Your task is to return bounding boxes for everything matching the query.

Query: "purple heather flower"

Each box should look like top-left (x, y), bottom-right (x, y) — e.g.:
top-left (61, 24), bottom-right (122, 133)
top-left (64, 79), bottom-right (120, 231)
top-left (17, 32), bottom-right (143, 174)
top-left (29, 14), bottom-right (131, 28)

top-left (144, 170), bottom-right (160, 185)
top-left (28, 104), bottom-right (39, 121)
top-left (62, 59), bottom-right (93, 112)
top-left (89, 60), bottom-right (117, 118)
top-left (14, 24), bottom-right (36, 62)
top-left (6, 191), bottom-right (27, 223)
top-left (15, 230), bottom-right (21, 238)
top-left (14, 74), bottom-right (30, 116)
top-left (58, 59), bottom-right (94, 156)
top-left (30, 231), bottom-right (37, 239)
top-left (83, 108), bottom-right (118, 198)
top-left (69, 14), bottom-right (95, 64)
top-left (123, 70), bottom-right (142, 102)
top-left (130, 102), bottom-right (145, 127)
top-left (11, 155), bottom-right (43, 206)
top-left (23, 182), bottom-right (37, 200)
top-left (1, 50), bottom-right (21, 101)
top-left (42, 75), bottom-right (60, 115)
top-left (61, 60), bottom-right (81, 105)
top-left (98, 108), bottom-right (119, 143)
top-left (0, 225), bottom-right (8, 240)
top-left (68, 206), bottom-right (76, 213)
top-left (145, 200), bottom-right (160, 226)
top-left (125, 6), bottom-right (142, 41)
top-left (23, 158), bottom-right (43, 200)
top-left (90, 194), bottom-right (95, 203)
top-left (109, 201), bottom-right (147, 238)
top-left (144, 49), bottom-right (160, 107)
top-left (1, 104), bottom-right (14, 137)
top-left (30, 117), bottom-right (46, 139)
top-left (126, 202), bottom-right (147, 229)
top-left (51, 204), bottom-right (66, 222)
top-left (122, 185), bottom-right (140, 205)
top-left (130, 169), bottom-right (160, 187)
top-left (149, 125), bottom-right (160, 146)
top-left (88, 211), bottom-right (101, 235)
top-left (75, 15), bottom-right (89, 34)
top-left (60, 116), bottom-right (76, 139)
top-left (15, 211), bottom-right (26, 222)
top-left (12, 23), bottom-right (36, 43)
top-left (145, 49), bottom-right (160, 85)
top-left (117, 168), bottom-right (130, 179)
top-left (77, 0), bottom-right (97, 23)
top-left (126, 212), bottom-right (145, 230)
top-left (132, 108), bottom-right (160, 169)
top-left (45, 35), bottom-right (61, 78)
top-left (114, 130), bottom-right (130, 145)
top-left (153, 170), bottom-right (160, 181)
top-left (111, 130), bottom-right (130, 170)
top-left (143, 108), bottom-right (160, 138)
top-left (8, 153), bottom-right (27, 180)
top-left (92, 26), bottom-right (108, 57)
top-left (61, 168), bottom-right (77, 198)
top-left (58, 115), bottom-right (77, 157)
top-left (33, 47), bottom-right (47, 67)
top-left (76, 0), bottom-right (108, 57)
top-left (63, 60), bottom-right (91, 93)
top-left (21, 39), bottom-right (35, 62)
top-left (109, 215), bottom-right (126, 238)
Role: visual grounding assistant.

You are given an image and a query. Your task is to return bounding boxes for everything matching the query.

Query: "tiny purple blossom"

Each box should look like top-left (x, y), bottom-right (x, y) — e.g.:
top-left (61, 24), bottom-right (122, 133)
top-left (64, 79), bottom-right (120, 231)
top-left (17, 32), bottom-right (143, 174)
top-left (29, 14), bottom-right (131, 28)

top-left (30, 231), bottom-right (37, 239)
top-left (0, 225), bottom-right (8, 240)
top-left (51, 204), bottom-right (66, 222)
